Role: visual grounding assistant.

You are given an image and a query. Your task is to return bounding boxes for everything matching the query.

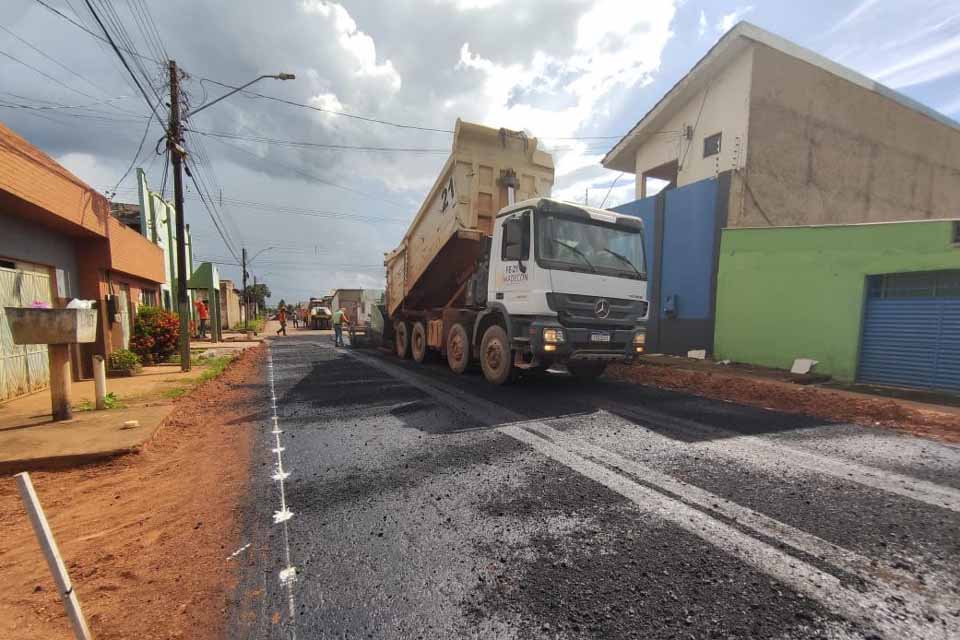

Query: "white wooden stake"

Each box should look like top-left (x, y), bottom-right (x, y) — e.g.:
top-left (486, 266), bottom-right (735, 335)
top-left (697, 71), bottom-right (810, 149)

top-left (15, 472), bottom-right (93, 640)
top-left (92, 355), bottom-right (107, 411)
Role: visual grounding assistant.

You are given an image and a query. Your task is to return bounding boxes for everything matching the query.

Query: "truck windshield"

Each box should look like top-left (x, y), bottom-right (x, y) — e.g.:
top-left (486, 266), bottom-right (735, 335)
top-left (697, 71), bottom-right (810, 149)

top-left (537, 214), bottom-right (646, 280)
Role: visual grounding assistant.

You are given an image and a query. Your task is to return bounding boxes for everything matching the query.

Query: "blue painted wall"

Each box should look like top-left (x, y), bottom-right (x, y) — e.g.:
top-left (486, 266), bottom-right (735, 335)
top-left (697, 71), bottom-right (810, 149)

top-left (612, 175), bottom-right (726, 355)
top-left (661, 179), bottom-right (719, 321)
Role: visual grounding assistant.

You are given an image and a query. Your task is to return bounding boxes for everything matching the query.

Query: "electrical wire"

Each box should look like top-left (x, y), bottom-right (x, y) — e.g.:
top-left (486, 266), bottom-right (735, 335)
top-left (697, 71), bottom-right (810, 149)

top-left (107, 106), bottom-right (155, 198)
top-left (80, 0), bottom-right (167, 131)
top-left (599, 172), bottom-right (625, 208)
top-left (185, 160), bottom-right (242, 262)
top-left (208, 135), bottom-right (408, 209)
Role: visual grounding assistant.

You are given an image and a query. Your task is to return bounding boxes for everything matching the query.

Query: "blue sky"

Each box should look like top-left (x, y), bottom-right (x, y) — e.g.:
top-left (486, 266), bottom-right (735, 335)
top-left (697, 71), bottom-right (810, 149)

top-left (4, 0), bottom-right (959, 304)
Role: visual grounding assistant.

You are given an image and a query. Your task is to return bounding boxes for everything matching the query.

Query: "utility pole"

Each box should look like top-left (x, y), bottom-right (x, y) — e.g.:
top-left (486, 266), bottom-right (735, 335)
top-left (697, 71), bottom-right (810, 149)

top-left (241, 247), bottom-right (248, 330)
top-left (169, 60), bottom-right (191, 372)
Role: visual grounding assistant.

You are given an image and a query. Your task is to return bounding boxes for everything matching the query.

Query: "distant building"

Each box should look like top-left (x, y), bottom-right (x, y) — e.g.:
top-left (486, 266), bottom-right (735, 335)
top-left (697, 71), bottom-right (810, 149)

top-left (219, 278), bottom-right (243, 329)
top-left (134, 168), bottom-right (194, 311)
top-left (0, 121), bottom-right (165, 399)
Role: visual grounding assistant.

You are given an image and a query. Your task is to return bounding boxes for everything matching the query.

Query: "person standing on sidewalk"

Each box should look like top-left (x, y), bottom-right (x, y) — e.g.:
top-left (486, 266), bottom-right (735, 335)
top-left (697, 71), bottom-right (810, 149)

top-left (195, 298), bottom-right (209, 339)
top-left (277, 305), bottom-right (288, 336)
top-left (332, 306), bottom-right (350, 347)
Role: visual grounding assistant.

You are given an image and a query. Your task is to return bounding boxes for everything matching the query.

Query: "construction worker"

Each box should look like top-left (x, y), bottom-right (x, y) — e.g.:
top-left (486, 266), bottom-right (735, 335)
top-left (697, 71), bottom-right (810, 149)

top-left (332, 306), bottom-right (350, 347)
top-left (276, 305), bottom-right (287, 336)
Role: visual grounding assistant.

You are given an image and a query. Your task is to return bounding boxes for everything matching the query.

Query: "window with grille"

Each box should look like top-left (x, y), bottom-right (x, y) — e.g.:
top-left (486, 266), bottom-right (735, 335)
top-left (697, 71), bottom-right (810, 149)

top-left (703, 132), bottom-right (722, 158)
top-left (868, 270), bottom-right (960, 299)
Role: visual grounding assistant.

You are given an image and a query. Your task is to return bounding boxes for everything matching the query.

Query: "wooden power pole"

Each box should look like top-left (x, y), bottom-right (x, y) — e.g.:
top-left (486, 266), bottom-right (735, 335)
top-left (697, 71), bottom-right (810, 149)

top-left (169, 60), bottom-right (191, 371)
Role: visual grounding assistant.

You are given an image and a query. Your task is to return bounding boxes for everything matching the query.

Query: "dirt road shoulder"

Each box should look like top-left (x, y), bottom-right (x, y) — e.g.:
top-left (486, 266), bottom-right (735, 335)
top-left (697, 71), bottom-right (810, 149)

top-left (0, 345), bottom-right (265, 640)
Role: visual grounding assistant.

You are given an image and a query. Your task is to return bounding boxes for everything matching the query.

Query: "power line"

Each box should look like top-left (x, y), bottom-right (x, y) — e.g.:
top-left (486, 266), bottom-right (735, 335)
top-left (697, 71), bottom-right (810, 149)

top-left (80, 0), bottom-right (166, 131)
top-left (108, 108), bottom-right (156, 198)
top-left (188, 128), bottom-right (449, 154)
top-left (185, 160), bottom-right (241, 263)
top-left (208, 134), bottom-right (408, 209)
top-left (0, 48), bottom-right (104, 102)
top-left (200, 78), bottom-right (454, 133)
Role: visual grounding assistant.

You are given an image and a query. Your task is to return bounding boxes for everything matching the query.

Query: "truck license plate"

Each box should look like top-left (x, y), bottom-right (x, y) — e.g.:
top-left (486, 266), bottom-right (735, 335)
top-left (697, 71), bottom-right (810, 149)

top-left (590, 332), bottom-right (611, 343)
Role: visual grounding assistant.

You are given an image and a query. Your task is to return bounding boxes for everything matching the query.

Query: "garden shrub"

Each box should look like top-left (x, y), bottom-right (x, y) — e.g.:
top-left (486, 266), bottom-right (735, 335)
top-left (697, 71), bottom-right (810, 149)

top-left (131, 306), bottom-right (180, 364)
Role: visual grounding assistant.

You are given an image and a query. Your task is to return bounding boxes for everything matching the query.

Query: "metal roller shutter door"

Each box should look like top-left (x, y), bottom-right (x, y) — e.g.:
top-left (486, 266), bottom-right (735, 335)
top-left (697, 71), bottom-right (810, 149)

top-left (858, 271), bottom-right (960, 392)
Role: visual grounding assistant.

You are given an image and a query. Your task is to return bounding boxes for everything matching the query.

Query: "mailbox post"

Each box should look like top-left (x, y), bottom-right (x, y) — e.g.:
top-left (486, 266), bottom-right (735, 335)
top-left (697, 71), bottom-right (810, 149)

top-left (5, 308), bottom-right (98, 421)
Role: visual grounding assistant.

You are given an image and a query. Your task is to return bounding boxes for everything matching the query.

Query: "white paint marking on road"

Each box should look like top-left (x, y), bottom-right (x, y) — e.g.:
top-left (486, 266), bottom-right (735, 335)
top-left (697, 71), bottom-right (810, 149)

top-left (338, 346), bottom-right (957, 638)
top-left (226, 543), bottom-right (251, 561)
top-left (265, 343), bottom-right (297, 638)
top-left (604, 401), bottom-right (960, 513)
top-left (501, 424), bottom-right (945, 640)
top-left (523, 420), bottom-right (958, 626)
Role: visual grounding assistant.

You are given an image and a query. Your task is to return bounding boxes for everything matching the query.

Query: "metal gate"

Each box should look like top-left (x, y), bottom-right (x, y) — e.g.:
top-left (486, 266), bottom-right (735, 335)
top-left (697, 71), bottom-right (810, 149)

top-left (858, 271), bottom-right (960, 392)
top-left (0, 263), bottom-right (53, 401)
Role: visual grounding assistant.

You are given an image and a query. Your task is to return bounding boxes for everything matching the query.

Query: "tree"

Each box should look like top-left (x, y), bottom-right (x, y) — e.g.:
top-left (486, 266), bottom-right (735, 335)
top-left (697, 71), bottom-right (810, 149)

top-left (244, 283), bottom-right (271, 308)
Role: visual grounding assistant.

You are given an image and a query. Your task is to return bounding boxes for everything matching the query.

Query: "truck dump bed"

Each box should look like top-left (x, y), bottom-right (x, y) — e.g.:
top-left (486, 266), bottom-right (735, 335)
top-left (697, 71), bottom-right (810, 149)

top-left (384, 119), bottom-right (554, 317)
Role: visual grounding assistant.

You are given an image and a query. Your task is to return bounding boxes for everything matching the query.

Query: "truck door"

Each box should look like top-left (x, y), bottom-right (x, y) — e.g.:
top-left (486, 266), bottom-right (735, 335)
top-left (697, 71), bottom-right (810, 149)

top-left (490, 209), bottom-right (541, 315)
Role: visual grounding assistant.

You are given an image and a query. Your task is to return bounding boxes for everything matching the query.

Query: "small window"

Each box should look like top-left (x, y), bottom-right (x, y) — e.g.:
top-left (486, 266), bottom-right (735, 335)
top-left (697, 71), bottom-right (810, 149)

top-left (953, 221), bottom-right (960, 245)
top-left (703, 132), bottom-right (722, 158)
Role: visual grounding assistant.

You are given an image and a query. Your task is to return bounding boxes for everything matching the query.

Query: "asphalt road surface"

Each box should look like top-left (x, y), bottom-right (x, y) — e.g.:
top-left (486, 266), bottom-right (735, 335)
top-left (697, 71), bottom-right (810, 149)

top-left (229, 333), bottom-right (960, 639)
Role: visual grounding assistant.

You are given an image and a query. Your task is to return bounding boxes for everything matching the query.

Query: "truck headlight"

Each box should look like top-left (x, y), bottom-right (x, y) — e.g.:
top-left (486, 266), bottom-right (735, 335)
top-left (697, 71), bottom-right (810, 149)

top-left (632, 332), bottom-right (645, 353)
top-left (543, 328), bottom-right (565, 343)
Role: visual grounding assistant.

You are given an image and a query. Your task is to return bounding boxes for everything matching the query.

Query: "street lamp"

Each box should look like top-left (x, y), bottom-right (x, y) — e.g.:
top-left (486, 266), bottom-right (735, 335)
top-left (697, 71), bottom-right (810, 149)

top-left (188, 73), bottom-right (296, 117)
top-left (168, 66), bottom-right (295, 370)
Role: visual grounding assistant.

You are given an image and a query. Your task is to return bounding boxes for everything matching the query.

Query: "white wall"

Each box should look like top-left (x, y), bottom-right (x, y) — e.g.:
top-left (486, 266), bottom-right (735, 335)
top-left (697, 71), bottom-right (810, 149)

top-left (633, 45), bottom-right (754, 197)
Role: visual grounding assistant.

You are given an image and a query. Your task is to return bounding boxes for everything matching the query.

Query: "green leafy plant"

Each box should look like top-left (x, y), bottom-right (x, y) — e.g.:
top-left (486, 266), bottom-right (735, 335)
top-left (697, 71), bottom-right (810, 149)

top-left (131, 306), bottom-right (180, 365)
top-left (108, 348), bottom-right (141, 372)
top-left (76, 392), bottom-right (123, 411)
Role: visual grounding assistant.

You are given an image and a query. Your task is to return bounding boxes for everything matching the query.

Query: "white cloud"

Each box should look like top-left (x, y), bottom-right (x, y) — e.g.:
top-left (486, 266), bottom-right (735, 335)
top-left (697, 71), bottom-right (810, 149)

top-left (55, 153), bottom-right (118, 192)
top-left (438, 0), bottom-right (504, 9)
top-left (870, 34), bottom-right (960, 88)
top-left (300, 0), bottom-right (401, 93)
top-left (830, 0), bottom-right (881, 33)
top-left (698, 10), bottom-right (707, 37)
top-left (716, 5), bottom-right (752, 33)
top-left (454, 0), bottom-right (676, 196)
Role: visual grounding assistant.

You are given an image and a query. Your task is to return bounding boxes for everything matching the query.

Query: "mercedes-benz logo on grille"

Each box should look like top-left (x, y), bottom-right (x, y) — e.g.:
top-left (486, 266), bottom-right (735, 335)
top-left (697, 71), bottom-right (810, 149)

top-left (594, 298), bottom-right (610, 319)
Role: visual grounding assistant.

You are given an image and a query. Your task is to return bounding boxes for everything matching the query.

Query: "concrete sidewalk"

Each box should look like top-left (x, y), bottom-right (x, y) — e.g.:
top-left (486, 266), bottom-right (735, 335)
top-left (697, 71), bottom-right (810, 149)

top-left (0, 348), bottom-right (258, 474)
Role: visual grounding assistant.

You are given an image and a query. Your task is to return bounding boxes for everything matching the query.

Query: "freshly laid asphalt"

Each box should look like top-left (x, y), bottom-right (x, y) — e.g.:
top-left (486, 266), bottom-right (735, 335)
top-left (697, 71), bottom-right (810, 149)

top-left (229, 332), bottom-right (960, 639)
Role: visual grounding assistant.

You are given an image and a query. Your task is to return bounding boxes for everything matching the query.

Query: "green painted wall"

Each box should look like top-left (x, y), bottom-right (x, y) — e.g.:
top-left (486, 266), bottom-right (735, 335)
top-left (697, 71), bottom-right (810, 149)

top-left (714, 220), bottom-right (960, 381)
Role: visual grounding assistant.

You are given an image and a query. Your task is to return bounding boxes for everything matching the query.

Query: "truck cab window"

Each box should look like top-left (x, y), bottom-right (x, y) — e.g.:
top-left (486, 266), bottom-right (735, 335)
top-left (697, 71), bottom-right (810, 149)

top-left (502, 212), bottom-right (530, 261)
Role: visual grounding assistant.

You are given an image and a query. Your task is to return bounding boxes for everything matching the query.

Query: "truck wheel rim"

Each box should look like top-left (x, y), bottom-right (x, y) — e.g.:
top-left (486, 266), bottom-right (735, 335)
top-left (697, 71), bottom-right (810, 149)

top-left (450, 332), bottom-right (464, 362)
top-left (485, 339), bottom-right (504, 371)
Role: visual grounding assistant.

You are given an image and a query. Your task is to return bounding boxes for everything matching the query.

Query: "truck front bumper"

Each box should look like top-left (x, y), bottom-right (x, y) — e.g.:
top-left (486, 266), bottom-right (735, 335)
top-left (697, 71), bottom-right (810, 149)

top-left (526, 319), bottom-right (643, 364)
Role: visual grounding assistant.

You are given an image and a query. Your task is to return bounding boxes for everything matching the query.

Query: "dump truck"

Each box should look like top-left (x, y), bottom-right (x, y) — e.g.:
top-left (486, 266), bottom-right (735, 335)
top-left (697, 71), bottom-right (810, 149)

top-left (384, 119), bottom-right (649, 385)
top-left (308, 298), bottom-right (332, 330)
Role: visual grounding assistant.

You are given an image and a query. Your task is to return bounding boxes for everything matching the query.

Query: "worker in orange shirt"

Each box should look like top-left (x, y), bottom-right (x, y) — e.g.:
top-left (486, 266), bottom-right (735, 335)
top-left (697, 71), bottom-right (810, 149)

top-left (194, 298), bottom-right (209, 339)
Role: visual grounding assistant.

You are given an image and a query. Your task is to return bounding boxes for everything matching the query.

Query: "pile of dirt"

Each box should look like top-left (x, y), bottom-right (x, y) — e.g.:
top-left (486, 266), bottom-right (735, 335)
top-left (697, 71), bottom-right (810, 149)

top-left (607, 362), bottom-right (960, 444)
top-left (0, 345), bottom-right (265, 640)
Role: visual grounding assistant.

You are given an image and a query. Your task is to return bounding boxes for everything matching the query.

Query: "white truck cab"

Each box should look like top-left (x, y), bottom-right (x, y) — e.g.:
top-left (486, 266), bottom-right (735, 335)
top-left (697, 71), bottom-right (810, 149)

top-left (474, 197), bottom-right (648, 382)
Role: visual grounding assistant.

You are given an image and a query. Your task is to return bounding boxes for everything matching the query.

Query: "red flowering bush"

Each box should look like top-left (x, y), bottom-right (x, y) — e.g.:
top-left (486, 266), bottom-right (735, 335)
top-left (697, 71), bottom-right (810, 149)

top-left (131, 305), bottom-right (180, 365)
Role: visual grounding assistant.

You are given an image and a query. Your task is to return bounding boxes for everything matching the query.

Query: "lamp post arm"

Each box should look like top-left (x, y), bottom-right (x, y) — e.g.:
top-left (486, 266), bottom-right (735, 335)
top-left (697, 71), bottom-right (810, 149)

top-left (188, 74), bottom-right (293, 117)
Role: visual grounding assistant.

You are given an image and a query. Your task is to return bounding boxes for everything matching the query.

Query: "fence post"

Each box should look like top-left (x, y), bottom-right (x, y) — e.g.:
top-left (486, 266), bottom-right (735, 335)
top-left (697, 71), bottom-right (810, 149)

top-left (15, 472), bottom-right (93, 640)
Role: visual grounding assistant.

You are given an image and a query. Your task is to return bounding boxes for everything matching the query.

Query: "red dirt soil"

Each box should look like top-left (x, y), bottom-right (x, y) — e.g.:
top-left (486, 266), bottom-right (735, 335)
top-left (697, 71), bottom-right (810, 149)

top-left (607, 362), bottom-right (960, 444)
top-left (0, 345), bottom-right (264, 640)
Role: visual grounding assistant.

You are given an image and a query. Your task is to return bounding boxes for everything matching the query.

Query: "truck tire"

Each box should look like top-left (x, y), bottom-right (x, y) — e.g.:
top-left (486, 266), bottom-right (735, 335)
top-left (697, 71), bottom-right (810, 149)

top-left (446, 322), bottom-right (471, 374)
top-left (480, 324), bottom-right (514, 385)
top-left (411, 321), bottom-right (428, 363)
top-left (395, 321), bottom-right (412, 359)
top-left (568, 361), bottom-right (607, 382)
